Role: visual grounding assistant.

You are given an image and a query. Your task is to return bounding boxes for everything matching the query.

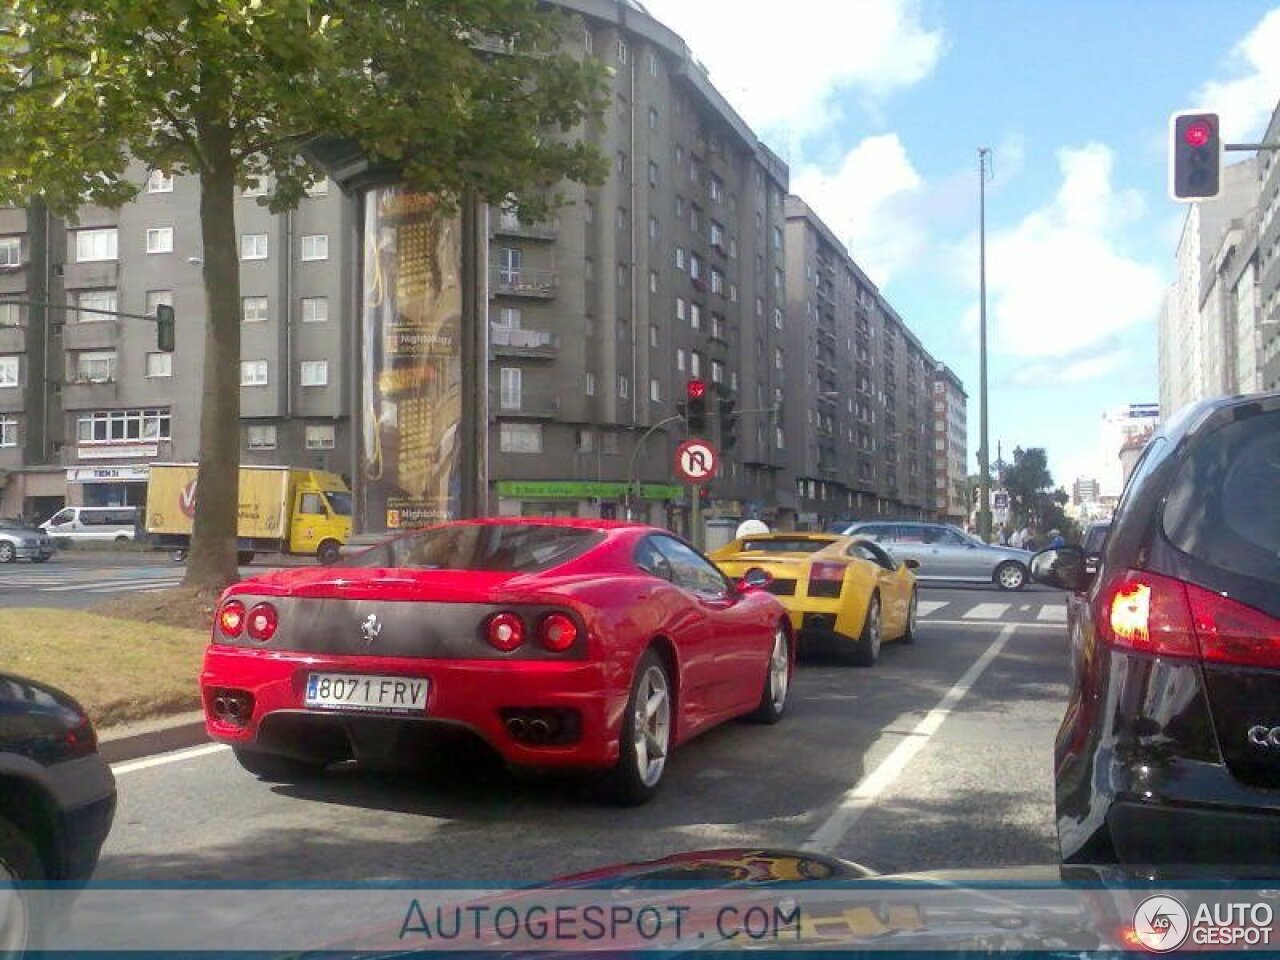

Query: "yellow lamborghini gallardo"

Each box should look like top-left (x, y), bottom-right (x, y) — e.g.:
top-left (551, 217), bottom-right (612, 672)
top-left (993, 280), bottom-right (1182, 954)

top-left (710, 533), bottom-right (918, 666)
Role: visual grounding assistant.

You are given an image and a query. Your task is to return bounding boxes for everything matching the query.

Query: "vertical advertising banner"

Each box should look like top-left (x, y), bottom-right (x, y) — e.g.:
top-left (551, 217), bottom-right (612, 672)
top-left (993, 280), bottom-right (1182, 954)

top-left (359, 188), bottom-right (464, 533)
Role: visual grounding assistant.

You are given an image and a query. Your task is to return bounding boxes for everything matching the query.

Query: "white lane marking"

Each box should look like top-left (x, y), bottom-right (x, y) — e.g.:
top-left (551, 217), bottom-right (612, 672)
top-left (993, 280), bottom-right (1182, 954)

top-left (84, 580), bottom-right (183, 594)
top-left (963, 602), bottom-right (1010, 620)
top-left (802, 623), bottom-right (1018, 853)
top-left (1019, 604), bottom-right (1032, 612)
top-left (1038, 605), bottom-right (1067, 622)
top-left (916, 600), bottom-right (949, 617)
top-left (43, 578), bottom-right (168, 593)
top-left (925, 619), bottom-right (1061, 630)
top-left (111, 743), bottom-right (228, 776)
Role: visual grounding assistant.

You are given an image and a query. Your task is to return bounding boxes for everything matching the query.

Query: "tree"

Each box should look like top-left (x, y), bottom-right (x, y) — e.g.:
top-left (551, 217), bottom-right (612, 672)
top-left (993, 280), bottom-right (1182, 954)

top-left (0, 0), bottom-right (606, 590)
top-left (1002, 447), bottom-right (1079, 542)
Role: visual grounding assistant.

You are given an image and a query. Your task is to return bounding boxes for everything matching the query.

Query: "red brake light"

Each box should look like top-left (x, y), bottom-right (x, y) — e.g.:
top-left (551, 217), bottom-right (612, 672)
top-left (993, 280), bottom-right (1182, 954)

top-left (1186, 581), bottom-right (1280, 668)
top-left (1098, 570), bottom-right (1197, 659)
top-left (810, 562), bottom-right (845, 582)
top-left (487, 612), bottom-right (525, 652)
top-left (538, 613), bottom-right (579, 653)
top-left (218, 600), bottom-right (246, 638)
top-left (246, 602), bottom-right (278, 642)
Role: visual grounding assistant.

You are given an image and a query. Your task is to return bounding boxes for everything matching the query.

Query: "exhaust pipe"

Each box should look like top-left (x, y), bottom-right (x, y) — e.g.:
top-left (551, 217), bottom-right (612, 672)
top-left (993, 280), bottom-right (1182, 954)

top-left (225, 697), bottom-right (243, 719)
top-left (213, 696), bottom-right (228, 718)
top-left (528, 718), bottom-right (551, 742)
top-left (505, 717), bottom-right (527, 739)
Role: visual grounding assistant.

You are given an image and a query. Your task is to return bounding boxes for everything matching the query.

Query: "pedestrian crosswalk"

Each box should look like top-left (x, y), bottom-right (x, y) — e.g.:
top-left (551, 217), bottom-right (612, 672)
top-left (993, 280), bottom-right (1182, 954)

top-left (0, 566), bottom-right (185, 597)
top-left (919, 597), bottom-right (1068, 625)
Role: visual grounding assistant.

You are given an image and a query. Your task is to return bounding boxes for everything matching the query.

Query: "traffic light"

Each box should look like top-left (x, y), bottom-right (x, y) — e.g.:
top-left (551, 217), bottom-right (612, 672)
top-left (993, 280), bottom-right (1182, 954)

top-left (686, 378), bottom-right (707, 435)
top-left (1170, 111), bottom-right (1221, 202)
top-left (718, 395), bottom-right (738, 450)
top-left (155, 304), bottom-right (176, 352)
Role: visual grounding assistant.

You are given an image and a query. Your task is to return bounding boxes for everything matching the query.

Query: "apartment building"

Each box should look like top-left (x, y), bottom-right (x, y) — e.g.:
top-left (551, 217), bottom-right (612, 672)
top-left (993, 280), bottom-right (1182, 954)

top-left (1258, 102), bottom-right (1280, 391)
top-left (932, 363), bottom-right (968, 524)
top-left (0, 0), bottom-right (956, 534)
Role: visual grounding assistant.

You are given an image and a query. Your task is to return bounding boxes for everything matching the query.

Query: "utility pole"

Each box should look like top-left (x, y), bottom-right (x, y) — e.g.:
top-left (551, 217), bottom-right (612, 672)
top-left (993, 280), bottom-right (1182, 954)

top-left (977, 147), bottom-right (993, 543)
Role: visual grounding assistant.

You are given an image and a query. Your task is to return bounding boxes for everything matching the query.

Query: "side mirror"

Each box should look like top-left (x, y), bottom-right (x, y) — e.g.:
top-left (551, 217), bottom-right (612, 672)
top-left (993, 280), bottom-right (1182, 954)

top-left (737, 567), bottom-right (774, 592)
top-left (903, 558), bottom-right (921, 570)
top-left (1030, 546), bottom-right (1090, 592)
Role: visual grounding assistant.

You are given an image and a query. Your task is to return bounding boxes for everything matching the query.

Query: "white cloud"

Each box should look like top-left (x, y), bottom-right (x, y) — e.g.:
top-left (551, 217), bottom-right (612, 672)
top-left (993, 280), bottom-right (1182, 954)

top-left (638, 0), bottom-right (944, 141)
top-left (791, 134), bottom-right (926, 285)
top-left (976, 143), bottom-right (1165, 360)
top-left (1195, 7), bottom-right (1280, 141)
top-left (1010, 350), bottom-right (1131, 387)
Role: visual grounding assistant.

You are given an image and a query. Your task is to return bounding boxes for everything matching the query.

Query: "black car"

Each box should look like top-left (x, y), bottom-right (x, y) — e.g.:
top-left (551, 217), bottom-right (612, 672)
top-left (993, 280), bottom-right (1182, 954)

top-left (0, 673), bottom-right (116, 946)
top-left (1032, 391), bottom-right (1280, 866)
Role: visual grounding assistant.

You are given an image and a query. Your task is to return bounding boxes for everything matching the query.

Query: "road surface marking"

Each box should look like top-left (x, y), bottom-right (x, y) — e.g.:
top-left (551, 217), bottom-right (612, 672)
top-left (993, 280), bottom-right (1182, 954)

top-left (925, 619), bottom-right (1060, 630)
top-left (43, 578), bottom-right (150, 592)
top-left (1020, 604), bottom-right (1032, 612)
top-left (963, 602), bottom-right (1010, 620)
top-left (111, 743), bottom-right (228, 776)
top-left (916, 600), bottom-right (949, 617)
top-left (1037, 605), bottom-right (1067, 622)
top-left (802, 623), bottom-right (1018, 853)
top-left (84, 579), bottom-right (182, 594)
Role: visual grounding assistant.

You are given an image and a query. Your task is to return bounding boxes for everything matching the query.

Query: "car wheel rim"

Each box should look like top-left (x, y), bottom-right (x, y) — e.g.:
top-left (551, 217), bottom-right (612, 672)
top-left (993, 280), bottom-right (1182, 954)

top-left (0, 545), bottom-right (12, 562)
top-left (908, 592), bottom-right (918, 636)
top-left (769, 628), bottom-right (789, 712)
top-left (1000, 565), bottom-right (1023, 588)
top-left (633, 665), bottom-right (670, 788)
top-left (870, 601), bottom-right (881, 655)
top-left (0, 858), bottom-right (29, 955)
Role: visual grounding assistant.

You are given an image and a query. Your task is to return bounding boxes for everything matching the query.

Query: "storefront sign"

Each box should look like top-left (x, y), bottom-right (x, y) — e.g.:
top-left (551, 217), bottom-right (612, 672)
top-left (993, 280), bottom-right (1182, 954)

top-left (75, 446), bottom-right (158, 461)
top-left (497, 481), bottom-right (684, 501)
top-left (359, 188), bottom-right (463, 532)
top-left (67, 466), bottom-right (152, 483)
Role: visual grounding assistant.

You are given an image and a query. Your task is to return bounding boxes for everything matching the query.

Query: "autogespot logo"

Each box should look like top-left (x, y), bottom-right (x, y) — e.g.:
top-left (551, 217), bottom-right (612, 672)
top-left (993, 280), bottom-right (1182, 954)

top-left (1133, 895), bottom-right (1190, 952)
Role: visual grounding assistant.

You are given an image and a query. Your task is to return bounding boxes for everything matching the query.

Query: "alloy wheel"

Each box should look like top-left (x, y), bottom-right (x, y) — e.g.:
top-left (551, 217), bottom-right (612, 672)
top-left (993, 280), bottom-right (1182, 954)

top-left (633, 665), bottom-right (671, 788)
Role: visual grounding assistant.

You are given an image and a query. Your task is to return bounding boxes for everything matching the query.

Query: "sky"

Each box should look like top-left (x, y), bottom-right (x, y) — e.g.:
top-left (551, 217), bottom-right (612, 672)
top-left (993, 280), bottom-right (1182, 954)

top-left (639, 0), bottom-right (1280, 490)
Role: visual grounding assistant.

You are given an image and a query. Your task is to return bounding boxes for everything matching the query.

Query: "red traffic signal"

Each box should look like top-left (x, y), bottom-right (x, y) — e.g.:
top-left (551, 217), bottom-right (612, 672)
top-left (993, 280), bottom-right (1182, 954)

top-left (686, 378), bottom-right (707, 400)
top-left (686, 379), bottom-right (708, 433)
top-left (1169, 110), bottom-right (1221, 202)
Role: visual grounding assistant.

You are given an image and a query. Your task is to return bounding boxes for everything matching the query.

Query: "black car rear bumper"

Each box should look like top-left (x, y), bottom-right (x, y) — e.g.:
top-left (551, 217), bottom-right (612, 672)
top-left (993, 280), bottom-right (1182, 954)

top-left (60, 793), bottom-right (116, 882)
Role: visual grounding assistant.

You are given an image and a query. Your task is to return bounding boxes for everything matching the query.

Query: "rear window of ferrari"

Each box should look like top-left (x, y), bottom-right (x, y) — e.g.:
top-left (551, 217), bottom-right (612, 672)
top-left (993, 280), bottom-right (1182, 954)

top-left (348, 525), bottom-right (605, 573)
top-left (738, 538), bottom-right (833, 553)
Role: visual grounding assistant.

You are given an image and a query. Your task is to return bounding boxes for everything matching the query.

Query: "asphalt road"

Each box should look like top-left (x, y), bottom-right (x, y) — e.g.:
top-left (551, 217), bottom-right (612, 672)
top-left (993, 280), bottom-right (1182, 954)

top-left (97, 585), bottom-right (1069, 883)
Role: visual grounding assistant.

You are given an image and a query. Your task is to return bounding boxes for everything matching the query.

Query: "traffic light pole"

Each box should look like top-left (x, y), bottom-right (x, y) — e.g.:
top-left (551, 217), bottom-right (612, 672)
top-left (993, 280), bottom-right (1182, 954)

top-left (624, 414), bottom-right (686, 521)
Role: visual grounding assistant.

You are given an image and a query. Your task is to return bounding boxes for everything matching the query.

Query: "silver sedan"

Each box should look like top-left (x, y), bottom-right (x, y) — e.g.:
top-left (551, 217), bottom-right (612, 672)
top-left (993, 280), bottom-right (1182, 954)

top-left (832, 521), bottom-right (1032, 590)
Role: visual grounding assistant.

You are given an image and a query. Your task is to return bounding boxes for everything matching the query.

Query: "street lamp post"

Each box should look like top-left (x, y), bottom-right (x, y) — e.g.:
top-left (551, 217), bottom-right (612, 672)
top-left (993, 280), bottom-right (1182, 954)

top-left (977, 147), bottom-right (993, 542)
top-left (624, 414), bottom-right (686, 521)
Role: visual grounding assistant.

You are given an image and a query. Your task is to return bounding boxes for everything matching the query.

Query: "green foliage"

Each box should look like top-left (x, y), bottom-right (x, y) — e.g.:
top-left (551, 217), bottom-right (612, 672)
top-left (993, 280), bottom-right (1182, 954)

top-left (1003, 446), bottom-right (1078, 541)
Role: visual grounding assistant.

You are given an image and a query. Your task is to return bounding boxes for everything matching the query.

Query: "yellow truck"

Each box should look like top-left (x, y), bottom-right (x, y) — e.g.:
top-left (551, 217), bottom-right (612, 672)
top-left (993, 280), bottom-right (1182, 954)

top-left (145, 463), bottom-right (352, 564)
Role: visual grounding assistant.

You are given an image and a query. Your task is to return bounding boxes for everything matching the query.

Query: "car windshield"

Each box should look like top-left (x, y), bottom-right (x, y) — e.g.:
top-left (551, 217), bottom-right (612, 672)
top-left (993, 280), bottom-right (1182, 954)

top-left (346, 524), bottom-right (604, 573)
top-left (3, 0), bottom-right (1274, 946)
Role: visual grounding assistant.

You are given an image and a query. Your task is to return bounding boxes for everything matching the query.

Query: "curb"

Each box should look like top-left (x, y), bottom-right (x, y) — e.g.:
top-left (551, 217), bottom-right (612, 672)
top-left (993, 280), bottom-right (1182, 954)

top-left (99, 711), bottom-right (209, 765)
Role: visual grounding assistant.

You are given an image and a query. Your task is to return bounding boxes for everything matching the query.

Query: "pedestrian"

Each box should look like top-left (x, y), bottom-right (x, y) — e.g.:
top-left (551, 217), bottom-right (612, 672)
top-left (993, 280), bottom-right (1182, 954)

top-left (1022, 527), bottom-right (1037, 552)
top-left (1047, 528), bottom-right (1065, 549)
top-left (1009, 527), bottom-right (1025, 550)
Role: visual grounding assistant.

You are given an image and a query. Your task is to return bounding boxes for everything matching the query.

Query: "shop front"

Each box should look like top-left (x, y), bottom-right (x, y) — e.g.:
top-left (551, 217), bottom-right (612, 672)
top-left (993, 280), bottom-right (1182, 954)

top-left (67, 465), bottom-right (151, 508)
top-left (494, 481), bottom-right (685, 528)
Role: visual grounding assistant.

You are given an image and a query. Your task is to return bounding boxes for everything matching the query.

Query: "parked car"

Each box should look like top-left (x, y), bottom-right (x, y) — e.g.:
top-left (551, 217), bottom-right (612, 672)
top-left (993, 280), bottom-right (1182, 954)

top-left (710, 533), bottom-right (918, 666)
top-left (832, 521), bottom-right (1032, 590)
top-left (201, 518), bottom-right (793, 804)
top-left (0, 519), bottom-right (53, 563)
top-left (1065, 521), bottom-right (1112, 669)
top-left (40, 506), bottom-right (138, 546)
top-left (0, 673), bottom-right (117, 951)
top-left (1032, 391), bottom-right (1280, 866)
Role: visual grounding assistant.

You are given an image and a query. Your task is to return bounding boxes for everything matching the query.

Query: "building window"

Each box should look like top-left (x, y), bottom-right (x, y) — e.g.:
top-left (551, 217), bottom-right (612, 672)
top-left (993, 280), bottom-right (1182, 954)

top-left (615, 206), bottom-right (627, 231)
top-left (776, 426), bottom-right (785, 449)
top-left (615, 39), bottom-right (628, 63)
top-left (712, 314), bottom-right (725, 340)
top-left (242, 296), bottom-right (269, 324)
top-left (0, 304), bottom-right (18, 327)
top-left (648, 161), bottom-right (659, 187)
top-left (145, 290), bottom-right (173, 314)
top-left (774, 307), bottom-right (784, 329)
top-left (247, 425), bottom-right (277, 450)
top-left (0, 417), bottom-right (15, 447)
top-left (774, 267), bottom-right (784, 291)
top-left (675, 247), bottom-right (686, 271)
top-left (585, 371), bottom-right (595, 396)
top-left (584, 257), bottom-right (594, 282)
top-left (616, 262), bottom-right (627, 287)
top-left (649, 322), bottom-right (659, 347)
top-left (690, 352), bottom-right (702, 377)
top-left (755, 296), bottom-right (764, 318)
top-left (500, 367), bottom-right (522, 410)
top-left (690, 254), bottom-right (703, 280)
top-left (710, 268), bottom-right (724, 295)
top-left (299, 360), bottom-right (329, 387)
top-left (649, 270), bottom-right (659, 294)
top-left (618, 375), bottom-right (629, 399)
top-left (710, 221), bottom-right (725, 249)
top-left (146, 170), bottom-right (174, 193)
top-left (616, 151), bottom-right (627, 175)
top-left (729, 282), bottom-right (738, 303)
top-left (710, 360), bottom-right (724, 383)
top-left (675, 194), bottom-right (685, 217)
top-left (648, 215), bottom-right (658, 241)
top-left (677, 348), bottom-right (686, 371)
top-left (690, 302), bottom-right (702, 330)
top-left (74, 289), bottom-right (117, 324)
top-left (647, 51), bottom-right (658, 76)
top-left (306, 180), bottom-right (329, 197)
top-left (145, 352), bottom-right (172, 378)
top-left (0, 356), bottom-right (17, 388)
top-left (305, 424), bottom-right (335, 450)
top-left (583, 27), bottom-right (593, 53)
top-left (676, 297), bottom-right (687, 322)
top-left (500, 422), bottom-right (542, 454)
top-left (301, 297), bottom-right (328, 323)
top-left (775, 348), bottom-right (783, 369)
top-left (300, 234), bottom-right (329, 261)
top-left (240, 360), bottom-right (269, 386)
top-left (75, 228), bottom-right (117, 262)
top-left (241, 233), bottom-right (268, 260)
top-left (728, 237), bottom-right (738, 259)
top-left (145, 227), bottom-right (174, 254)
top-left (710, 176), bottom-right (724, 202)
top-left (648, 106), bottom-right (658, 129)
top-left (576, 428), bottom-right (594, 453)
top-left (0, 237), bottom-right (19, 267)
top-left (649, 378), bottom-right (661, 403)
top-left (498, 246), bottom-right (522, 283)
top-left (496, 306), bottom-right (521, 328)
top-left (76, 408), bottom-right (170, 444)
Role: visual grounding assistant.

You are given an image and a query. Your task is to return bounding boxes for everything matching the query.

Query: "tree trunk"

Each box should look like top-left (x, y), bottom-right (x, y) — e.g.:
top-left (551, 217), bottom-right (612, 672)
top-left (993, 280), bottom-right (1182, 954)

top-left (184, 125), bottom-right (241, 590)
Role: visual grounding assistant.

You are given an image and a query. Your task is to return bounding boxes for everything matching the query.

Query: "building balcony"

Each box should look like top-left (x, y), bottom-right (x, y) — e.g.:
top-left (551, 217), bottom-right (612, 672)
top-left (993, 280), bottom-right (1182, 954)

top-left (490, 324), bottom-right (559, 358)
top-left (61, 318), bottom-right (120, 351)
top-left (0, 325), bottom-right (25, 354)
top-left (495, 397), bottom-right (560, 420)
top-left (0, 267), bottom-right (28, 296)
top-left (490, 267), bottom-right (559, 299)
top-left (62, 260), bottom-right (119, 290)
top-left (0, 389), bottom-right (23, 414)
top-left (493, 213), bottom-right (558, 241)
top-left (61, 379), bottom-right (119, 410)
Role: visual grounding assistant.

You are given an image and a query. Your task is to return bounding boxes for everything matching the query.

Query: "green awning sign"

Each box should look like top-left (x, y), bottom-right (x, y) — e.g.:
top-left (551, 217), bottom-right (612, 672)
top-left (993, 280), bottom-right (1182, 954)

top-left (496, 481), bottom-right (683, 500)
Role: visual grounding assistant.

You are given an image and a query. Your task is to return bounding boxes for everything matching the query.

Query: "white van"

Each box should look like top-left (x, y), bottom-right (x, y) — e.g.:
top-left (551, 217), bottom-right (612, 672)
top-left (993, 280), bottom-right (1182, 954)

top-left (41, 506), bottom-right (139, 544)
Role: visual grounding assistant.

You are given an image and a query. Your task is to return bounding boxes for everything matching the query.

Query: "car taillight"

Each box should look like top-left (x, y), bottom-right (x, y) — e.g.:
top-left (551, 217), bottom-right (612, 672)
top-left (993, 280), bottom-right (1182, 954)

top-left (1097, 569), bottom-right (1280, 666)
top-left (487, 612), bottom-right (525, 652)
top-left (218, 600), bottom-right (246, 638)
top-left (809, 561), bottom-right (845, 598)
top-left (246, 602), bottom-right (278, 642)
top-left (810, 562), bottom-right (845, 582)
top-left (538, 613), bottom-right (578, 653)
top-left (1187, 580), bottom-right (1280, 668)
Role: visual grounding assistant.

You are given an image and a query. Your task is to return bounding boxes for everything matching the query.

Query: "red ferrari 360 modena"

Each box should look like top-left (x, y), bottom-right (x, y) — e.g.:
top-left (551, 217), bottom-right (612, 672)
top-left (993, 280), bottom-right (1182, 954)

top-left (201, 518), bottom-right (793, 803)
